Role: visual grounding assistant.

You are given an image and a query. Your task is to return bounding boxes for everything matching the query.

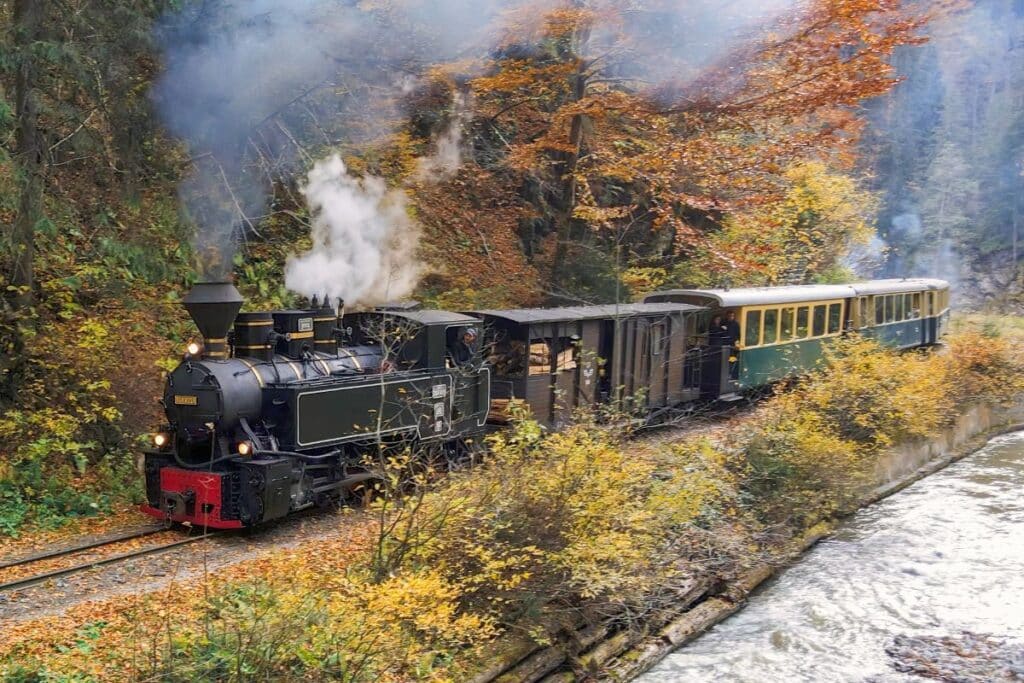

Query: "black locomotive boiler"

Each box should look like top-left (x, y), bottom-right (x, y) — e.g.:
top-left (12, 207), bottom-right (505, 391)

top-left (142, 282), bottom-right (490, 529)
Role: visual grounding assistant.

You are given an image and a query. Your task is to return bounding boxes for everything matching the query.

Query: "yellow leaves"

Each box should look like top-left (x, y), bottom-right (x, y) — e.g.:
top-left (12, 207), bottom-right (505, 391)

top-left (359, 570), bottom-right (491, 641)
top-left (394, 421), bottom-right (693, 611)
top-left (949, 338), bottom-right (1024, 404)
top-left (710, 160), bottom-right (879, 283)
top-left (620, 267), bottom-right (669, 297)
top-left (723, 330), bottom-right (1021, 529)
top-left (571, 204), bottom-right (629, 223)
top-left (75, 319), bottom-right (110, 351)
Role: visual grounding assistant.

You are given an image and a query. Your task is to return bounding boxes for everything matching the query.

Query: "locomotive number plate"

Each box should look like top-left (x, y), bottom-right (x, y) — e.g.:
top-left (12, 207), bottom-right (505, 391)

top-left (174, 395), bottom-right (199, 406)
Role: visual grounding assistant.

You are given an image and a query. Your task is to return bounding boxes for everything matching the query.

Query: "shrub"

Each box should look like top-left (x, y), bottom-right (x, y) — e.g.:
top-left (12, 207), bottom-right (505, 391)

top-left (782, 336), bottom-right (952, 448)
top-left (945, 330), bottom-right (1024, 405)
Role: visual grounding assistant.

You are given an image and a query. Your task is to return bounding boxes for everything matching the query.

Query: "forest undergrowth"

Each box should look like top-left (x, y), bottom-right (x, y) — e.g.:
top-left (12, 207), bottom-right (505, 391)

top-left (2, 328), bottom-right (1022, 682)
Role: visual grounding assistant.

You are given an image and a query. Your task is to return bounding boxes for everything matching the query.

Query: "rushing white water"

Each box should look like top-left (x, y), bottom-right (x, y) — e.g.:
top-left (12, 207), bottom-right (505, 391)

top-left (642, 431), bottom-right (1024, 682)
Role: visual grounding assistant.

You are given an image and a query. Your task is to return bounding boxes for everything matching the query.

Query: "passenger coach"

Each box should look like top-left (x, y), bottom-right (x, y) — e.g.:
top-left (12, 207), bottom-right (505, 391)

top-left (645, 278), bottom-right (950, 396)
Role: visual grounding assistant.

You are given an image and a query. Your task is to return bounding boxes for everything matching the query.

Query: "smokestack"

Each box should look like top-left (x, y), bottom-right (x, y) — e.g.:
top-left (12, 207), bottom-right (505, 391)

top-left (183, 282), bottom-right (243, 360)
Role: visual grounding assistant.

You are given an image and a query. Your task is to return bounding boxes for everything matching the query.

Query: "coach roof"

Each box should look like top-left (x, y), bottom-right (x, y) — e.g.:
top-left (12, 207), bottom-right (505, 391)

top-left (363, 309), bottom-right (482, 326)
top-left (848, 278), bottom-right (950, 296)
top-left (645, 284), bottom-right (856, 307)
top-left (471, 302), bottom-right (703, 325)
top-left (645, 279), bottom-right (950, 308)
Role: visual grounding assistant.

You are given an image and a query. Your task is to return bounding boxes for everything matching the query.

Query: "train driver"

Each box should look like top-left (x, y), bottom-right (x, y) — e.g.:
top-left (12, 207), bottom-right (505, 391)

top-left (449, 327), bottom-right (479, 366)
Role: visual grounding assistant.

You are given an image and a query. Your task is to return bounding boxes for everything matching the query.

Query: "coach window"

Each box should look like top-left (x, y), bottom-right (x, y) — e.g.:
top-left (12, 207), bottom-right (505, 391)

top-left (651, 323), bottom-right (664, 357)
top-left (796, 306), bottom-right (810, 338)
top-left (895, 294), bottom-right (905, 321)
top-left (859, 297), bottom-right (870, 328)
top-left (745, 310), bottom-right (762, 347)
top-left (811, 305), bottom-right (826, 337)
top-left (763, 309), bottom-right (779, 345)
top-left (781, 307), bottom-right (795, 341)
top-left (911, 293), bottom-right (921, 318)
top-left (875, 296), bottom-right (884, 325)
top-left (884, 295), bottom-right (894, 323)
top-left (828, 303), bottom-right (843, 334)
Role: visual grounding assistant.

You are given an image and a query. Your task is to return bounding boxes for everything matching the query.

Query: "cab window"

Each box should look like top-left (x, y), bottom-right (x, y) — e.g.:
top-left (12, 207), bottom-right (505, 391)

top-left (745, 310), bottom-right (762, 347)
top-left (796, 307), bottom-right (809, 338)
top-left (828, 303), bottom-right (842, 334)
top-left (763, 309), bottom-right (779, 345)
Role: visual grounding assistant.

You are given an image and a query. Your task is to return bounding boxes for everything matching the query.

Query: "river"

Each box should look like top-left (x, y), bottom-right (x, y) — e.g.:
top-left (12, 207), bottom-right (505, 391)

top-left (641, 431), bottom-right (1024, 682)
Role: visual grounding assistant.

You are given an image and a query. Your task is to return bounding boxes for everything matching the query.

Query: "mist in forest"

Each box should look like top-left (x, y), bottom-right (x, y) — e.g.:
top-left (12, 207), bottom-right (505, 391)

top-left (153, 0), bottom-right (809, 297)
top-left (865, 0), bottom-right (1024, 301)
top-left (151, 0), bottom-right (501, 285)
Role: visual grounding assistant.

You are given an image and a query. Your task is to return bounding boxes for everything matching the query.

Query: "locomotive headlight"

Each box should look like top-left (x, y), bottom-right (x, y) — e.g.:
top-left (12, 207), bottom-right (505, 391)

top-left (153, 432), bottom-right (169, 448)
top-left (186, 342), bottom-right (202, 356)
top-left (237, 441), bottom-right (252, 456)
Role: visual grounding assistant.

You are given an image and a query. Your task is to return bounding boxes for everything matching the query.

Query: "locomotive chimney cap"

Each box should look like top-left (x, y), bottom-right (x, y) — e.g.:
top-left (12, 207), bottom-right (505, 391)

top-left (183, 282), bottom-right (244, 345)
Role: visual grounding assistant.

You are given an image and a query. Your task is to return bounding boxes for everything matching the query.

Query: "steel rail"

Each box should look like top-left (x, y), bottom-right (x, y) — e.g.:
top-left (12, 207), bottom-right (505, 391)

top-left (0, 527), bottom-right (168, 570)
top-left (0, 533), bottom-right (216, 593)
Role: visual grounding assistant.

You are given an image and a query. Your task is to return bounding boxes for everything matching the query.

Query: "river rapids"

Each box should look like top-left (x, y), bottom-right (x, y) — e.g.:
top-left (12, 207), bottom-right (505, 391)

top-left (641, 431), bottom-right (1024, 682)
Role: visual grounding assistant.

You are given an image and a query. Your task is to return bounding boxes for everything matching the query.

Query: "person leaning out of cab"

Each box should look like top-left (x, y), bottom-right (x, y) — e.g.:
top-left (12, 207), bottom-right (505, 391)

top-left (449, 327), bottom-right (479, 367)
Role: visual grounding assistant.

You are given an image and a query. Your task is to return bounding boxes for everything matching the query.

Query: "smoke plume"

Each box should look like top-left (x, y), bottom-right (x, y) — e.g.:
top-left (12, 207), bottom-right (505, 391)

top-left (285, 156), bottom-right (420, 306)
top-left (152, 0), bottom-right (496, 280)
top-left (865, 0), bottom-right (1024, 302)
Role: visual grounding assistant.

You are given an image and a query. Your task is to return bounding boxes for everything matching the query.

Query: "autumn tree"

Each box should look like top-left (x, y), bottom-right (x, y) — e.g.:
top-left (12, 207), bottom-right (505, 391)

top-left (469, 0), bottom-right (930, 301)
top-left (1, 1), bottom-right (166, 399)
top-left (687, 161), bottom-right (880, 288)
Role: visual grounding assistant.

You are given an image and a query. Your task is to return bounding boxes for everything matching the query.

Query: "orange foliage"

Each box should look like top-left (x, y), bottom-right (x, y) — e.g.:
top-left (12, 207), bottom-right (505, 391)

top-left (463, 0), bottom-right (936, 288)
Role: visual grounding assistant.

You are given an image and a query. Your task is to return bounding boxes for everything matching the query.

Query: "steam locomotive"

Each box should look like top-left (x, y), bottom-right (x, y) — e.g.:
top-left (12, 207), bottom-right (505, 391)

top-left (143, 278), bottom-right (950, 529)
top-left (142, 282), bottom-right (490, 529)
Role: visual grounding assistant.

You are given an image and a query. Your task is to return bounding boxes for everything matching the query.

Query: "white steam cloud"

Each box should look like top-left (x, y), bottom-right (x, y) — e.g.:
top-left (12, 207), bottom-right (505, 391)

top-left (285, 89), bottom-right (473, 306)
top-left (285, 156), bottom-right (421, 307)
top-left (415, 92), bottom-right (470, 181)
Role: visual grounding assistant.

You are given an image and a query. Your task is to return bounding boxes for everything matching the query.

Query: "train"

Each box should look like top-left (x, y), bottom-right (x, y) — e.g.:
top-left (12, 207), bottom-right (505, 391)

top-left (142, 278), bottom-right (950, 529)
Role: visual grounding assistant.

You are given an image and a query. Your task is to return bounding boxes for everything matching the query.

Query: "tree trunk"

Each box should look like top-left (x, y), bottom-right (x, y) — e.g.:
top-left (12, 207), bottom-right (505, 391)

top-left (10, 0), bottom-right (45, 312)
top-left (2, 0), bottom-right (44, 402)
top-left (549, 16), bottom-right (591, 293)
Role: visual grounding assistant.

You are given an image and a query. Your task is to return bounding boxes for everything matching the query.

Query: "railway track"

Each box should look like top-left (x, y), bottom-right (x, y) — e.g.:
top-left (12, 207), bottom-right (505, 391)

top-left (0, 527), bottom-right (216, 594)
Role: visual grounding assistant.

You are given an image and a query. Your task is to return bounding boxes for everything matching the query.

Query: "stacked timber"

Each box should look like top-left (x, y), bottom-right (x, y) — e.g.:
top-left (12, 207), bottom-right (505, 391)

top-left (489, 398), bottom-right (526, 424)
